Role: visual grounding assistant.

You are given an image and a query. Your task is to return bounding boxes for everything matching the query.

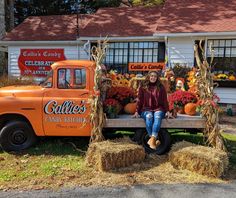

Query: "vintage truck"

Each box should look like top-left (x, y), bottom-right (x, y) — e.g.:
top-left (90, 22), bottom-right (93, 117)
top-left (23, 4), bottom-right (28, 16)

top-left (0, 60), bottom-right (205, 154)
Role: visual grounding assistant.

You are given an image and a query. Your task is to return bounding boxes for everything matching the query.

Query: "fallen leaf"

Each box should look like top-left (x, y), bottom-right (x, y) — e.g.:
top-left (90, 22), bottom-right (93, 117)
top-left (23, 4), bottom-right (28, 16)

top-left (0, 157), bottom-right (5, 161)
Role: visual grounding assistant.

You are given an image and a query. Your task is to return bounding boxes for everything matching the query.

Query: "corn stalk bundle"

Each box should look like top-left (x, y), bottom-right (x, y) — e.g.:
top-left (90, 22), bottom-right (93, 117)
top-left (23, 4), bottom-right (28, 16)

top-left (89, 39), bottom-right (109, 142)
top-left (194, 41), bottom-right (225, 150)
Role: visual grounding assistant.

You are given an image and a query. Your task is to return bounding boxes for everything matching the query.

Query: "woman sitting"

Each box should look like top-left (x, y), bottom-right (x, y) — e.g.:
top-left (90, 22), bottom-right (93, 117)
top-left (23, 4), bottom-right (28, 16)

top-left (132, 71), bottom-right (169, 150)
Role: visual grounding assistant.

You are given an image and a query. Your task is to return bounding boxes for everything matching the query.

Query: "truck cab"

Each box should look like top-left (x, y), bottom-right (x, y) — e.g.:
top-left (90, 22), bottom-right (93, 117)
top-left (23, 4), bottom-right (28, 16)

top-left (0, 60), bottom-right (96, 151)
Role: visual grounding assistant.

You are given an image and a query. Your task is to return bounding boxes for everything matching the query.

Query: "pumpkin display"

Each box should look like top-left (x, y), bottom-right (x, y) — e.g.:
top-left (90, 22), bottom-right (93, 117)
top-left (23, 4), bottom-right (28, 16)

top-left (124, 102), bottom-right (137, 114)
top-left (184, 103), bottom-right (197, 116)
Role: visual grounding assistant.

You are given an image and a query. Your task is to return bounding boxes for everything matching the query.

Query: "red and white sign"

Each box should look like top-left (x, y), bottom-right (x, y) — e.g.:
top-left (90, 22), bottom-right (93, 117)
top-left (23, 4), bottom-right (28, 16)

top-left (18, 49), bottom-right (66, 77)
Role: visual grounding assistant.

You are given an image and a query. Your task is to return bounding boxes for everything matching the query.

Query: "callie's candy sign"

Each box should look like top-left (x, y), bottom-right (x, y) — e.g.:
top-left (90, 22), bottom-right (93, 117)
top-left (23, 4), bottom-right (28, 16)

top-left (18, 49), bottom-right (66, 77)
top-left (128, 62), bottom-right (165, 71)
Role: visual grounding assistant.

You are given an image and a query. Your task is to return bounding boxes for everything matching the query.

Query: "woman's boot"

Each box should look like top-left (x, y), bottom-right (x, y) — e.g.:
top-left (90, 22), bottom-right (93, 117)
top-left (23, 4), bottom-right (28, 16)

top-left (148, 136), bottom-right (157, 150)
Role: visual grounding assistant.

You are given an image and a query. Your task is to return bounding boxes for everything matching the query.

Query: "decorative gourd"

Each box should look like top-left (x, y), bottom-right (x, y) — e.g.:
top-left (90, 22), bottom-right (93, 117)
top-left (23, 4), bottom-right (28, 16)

top-left (184, 103), bottom-right (197, 116)
top-left (124, 102), bottom-right (137, 114)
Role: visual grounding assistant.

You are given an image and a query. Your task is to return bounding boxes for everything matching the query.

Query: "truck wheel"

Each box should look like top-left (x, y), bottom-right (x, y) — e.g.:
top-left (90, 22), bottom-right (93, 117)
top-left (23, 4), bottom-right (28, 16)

top-left (131, 129), bottom-right (144, 145)
top-left (142, 129), bottom-right (171, 155)
top-left (0, 121), bottom-right (37, 152)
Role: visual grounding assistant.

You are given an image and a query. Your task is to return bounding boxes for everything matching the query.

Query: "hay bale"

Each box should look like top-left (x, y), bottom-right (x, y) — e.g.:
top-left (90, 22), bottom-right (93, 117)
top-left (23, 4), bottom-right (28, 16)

top-left (86, 138), bottom-right (146, 171)
top-left (169, 141), bottom-right (229, 178)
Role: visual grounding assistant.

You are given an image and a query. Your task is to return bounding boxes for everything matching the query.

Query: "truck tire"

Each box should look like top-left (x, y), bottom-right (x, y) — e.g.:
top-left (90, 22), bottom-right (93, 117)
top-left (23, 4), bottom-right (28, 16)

top-left (0, 121), bottom-right (37, 152)
top-left (142, 129), bottom-right (171, 155)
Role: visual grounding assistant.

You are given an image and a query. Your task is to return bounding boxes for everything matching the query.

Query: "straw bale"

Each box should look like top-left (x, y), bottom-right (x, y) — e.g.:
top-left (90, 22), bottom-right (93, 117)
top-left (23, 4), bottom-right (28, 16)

top-left (86, 138), bottom-right (146, 171)
top-left (169, 141), bottom-right (229, 178)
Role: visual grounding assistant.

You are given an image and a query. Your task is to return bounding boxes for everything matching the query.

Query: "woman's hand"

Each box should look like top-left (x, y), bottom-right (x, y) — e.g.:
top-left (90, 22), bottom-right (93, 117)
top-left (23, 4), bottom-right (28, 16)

top-left (132, 112), bottom-right (140, 118)
top-left (166, 111), bottom-right (175, 119)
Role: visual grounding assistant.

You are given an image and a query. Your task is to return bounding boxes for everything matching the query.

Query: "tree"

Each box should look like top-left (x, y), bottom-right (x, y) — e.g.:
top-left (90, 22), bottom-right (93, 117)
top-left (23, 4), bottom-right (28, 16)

top-left (0, 0), bottom-right (7, 75)
top-left (5, 0), bottom-right (14, 31)
top-left (15, 0), bottom-right (77, 25)
top-left (14, 0), bottom-right (165, 26)
top-left (0, 0), bottom-right (5, 37)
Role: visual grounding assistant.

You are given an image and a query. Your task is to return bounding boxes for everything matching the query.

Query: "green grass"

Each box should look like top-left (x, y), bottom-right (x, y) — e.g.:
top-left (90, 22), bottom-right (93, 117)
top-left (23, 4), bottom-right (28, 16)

top-left (0, 137), bottom-right (88, 189)
top-left (222, 133), bottom-right (236, 167)
top-left (0, 131), bottom-right (236, 190)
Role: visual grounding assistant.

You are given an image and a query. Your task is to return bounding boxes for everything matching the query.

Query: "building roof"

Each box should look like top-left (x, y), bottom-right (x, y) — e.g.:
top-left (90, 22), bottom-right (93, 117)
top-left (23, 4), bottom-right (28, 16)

top-left (3, 14), bottom-right (93, 41)
top-left (2, 0), bottom-right (236, 41)
top-left (156, 0), bottom-right (236, 34)
top-left (79, 6), bottom-right (162, 37)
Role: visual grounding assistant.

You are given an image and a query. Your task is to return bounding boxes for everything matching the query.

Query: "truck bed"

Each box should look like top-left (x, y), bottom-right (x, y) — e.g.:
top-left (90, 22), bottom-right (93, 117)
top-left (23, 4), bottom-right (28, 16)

top-left (105, 114), bottom-right (205, 129)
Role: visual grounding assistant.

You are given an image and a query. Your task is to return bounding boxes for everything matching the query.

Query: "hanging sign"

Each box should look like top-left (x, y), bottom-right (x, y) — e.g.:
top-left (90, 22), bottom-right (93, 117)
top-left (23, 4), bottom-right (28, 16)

top-left (128, 62), bottom-right (165, 71)
top-left (18, 49), bottom-right (66, 77)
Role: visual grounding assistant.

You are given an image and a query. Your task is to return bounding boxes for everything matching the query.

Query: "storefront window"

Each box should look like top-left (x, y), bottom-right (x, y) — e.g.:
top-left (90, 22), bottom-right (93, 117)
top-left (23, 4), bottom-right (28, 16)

top-left (207, 39), bottom-right (236, 73)
top-left (103, 41), bottom-right (165, 73)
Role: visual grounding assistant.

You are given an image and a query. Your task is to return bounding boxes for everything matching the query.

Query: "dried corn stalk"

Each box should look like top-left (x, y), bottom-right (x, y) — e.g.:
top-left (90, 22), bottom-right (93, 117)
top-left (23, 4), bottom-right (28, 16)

top-left (89, 39), bottom-right (109, 142)
top-left (194, 41), bottom-right (225, 150)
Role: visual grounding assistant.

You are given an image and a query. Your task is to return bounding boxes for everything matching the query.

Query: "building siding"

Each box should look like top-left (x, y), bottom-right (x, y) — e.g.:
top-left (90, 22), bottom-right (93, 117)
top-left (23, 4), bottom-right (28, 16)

top-left (214, 87), bottom-right (236, 104)
top-left (168, 37), bottom-right (195, 67)
top-left (8, 45), bottom-right (89, 79)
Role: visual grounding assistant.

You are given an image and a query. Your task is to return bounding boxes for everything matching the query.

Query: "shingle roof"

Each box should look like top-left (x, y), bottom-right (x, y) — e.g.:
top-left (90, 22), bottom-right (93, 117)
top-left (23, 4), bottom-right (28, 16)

top-left (3, 14), bottom-right (93, 41)
top-left (157, 0), bottom-right (236, 33)
top-left (80, 6), bottom-right (162, 37)
top-left (3, 0), bottom-right (236, 41)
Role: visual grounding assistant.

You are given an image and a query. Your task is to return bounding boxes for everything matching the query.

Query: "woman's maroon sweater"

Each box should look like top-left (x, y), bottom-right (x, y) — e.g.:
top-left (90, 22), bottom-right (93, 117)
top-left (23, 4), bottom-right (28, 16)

top-left (136, 83), bottom-right (169, 115)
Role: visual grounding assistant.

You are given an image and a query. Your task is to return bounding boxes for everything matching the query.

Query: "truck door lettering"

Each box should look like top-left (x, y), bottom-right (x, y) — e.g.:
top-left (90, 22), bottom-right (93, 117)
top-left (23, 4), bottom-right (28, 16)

top-left (44, 100), bottom-right (86, 114)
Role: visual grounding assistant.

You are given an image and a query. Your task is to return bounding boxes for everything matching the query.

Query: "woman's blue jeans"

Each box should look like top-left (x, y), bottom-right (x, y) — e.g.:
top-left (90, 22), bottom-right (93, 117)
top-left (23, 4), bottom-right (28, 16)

top-left (141, 111), bottom-right (165, 138)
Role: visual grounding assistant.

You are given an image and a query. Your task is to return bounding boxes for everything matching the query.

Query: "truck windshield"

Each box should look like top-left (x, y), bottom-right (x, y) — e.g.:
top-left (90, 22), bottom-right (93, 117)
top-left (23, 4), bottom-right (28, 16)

top-left (41, 71), bottom-right (53, 88)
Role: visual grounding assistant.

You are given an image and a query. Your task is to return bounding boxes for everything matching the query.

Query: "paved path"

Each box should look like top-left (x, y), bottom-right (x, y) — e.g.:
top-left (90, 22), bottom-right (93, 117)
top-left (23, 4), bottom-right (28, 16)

top-left (1, 182), bottom-right (236, 198)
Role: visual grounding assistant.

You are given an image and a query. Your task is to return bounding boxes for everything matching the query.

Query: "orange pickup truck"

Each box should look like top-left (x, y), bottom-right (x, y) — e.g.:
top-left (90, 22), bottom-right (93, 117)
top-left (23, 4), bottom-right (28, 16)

top-left (0, 60), bottom-right (205, 154)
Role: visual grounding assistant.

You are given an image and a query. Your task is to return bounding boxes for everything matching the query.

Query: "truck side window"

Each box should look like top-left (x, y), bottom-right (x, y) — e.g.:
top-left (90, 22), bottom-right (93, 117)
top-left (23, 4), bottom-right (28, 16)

top-left (41, 70), bottom-right (53, 88)
top-left (74, 69), bottom-right (86, 89)
top-left (58, 69), bottom-right (72, 89)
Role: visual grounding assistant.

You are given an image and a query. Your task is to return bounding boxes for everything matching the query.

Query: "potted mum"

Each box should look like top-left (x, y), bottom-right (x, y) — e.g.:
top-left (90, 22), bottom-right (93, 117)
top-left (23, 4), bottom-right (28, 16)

top-left (103, 98), bottom-right (121, 118)
top-left (107, 86), bottom-right (136, 106)
top-left (168, 90), bottom-right (198, 114)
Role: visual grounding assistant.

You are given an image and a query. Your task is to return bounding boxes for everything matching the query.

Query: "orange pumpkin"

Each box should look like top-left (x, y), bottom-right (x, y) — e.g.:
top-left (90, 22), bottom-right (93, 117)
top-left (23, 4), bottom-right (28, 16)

top-left (124, 102), bottom-right (137, 114)
top-left (184, 103), bottom-right (197, 116)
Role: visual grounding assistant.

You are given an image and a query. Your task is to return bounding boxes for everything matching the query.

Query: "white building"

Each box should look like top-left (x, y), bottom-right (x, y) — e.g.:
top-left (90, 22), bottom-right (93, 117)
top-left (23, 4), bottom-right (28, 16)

top-left (1, 0), bottom-right (236, 104)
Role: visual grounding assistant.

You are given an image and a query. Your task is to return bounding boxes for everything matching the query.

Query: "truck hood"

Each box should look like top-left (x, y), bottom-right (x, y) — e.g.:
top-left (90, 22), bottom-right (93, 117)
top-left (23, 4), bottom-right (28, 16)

top-left (0, 85), bottom-right (44, 97)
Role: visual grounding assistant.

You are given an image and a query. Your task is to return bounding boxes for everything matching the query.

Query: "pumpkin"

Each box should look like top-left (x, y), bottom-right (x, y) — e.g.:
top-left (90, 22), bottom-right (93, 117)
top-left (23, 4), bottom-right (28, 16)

top-left (184, 103), bottom-right (197, 116)
top-left (229, 75), bottom-right (236, 81)
top-left (124, 102), bottom-right (137, 114)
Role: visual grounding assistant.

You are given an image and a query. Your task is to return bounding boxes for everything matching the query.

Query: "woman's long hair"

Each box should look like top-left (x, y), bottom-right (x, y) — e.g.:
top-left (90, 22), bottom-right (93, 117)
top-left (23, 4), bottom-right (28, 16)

top-left (142, 71), bottom-right (163, 90)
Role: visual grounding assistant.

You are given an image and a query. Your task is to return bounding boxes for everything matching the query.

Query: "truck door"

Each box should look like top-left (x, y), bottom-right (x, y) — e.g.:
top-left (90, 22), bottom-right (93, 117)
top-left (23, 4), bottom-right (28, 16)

top-left (43, 67), bottom-right (92, 136)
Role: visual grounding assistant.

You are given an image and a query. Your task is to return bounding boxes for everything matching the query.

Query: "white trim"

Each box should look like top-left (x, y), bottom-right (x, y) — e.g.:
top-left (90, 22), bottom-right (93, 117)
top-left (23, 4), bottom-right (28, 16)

top-left (204, 37), bottom-right (207, 59)
top-left (164, 36), bottom-right (169, 67)
top-left (78, 36), bottom-right (164, 42)
top-left (0, 40), bottom-right (84, 46)
top-left (153, 32), bottom-right (236, 37)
